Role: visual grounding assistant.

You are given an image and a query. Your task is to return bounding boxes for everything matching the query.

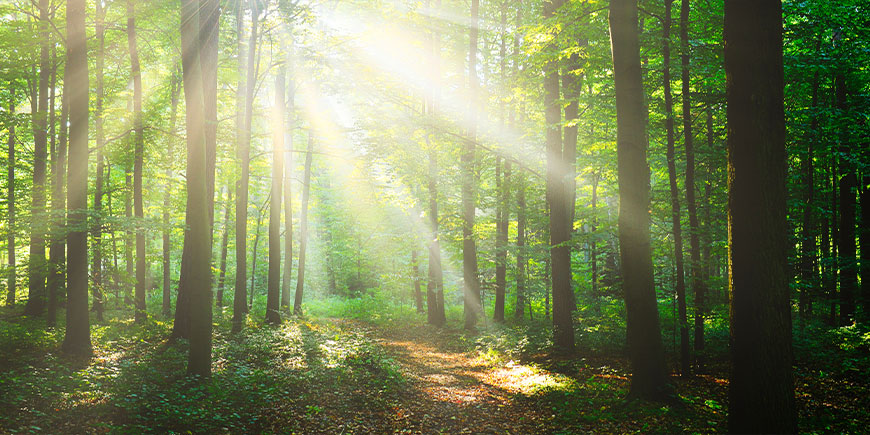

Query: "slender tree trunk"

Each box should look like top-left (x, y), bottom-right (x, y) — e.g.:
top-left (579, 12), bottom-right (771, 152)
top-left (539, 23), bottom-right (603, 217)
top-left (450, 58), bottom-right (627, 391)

top-left (610, 0), bottom-right (670, 399)
top-left (47, 47), bottom-right (64, 327)
top-left (590, 169), bottom-right (598, 306)
top-left (180, 0), bottom-right (214, 377)
top-left (662, 0), bottom-right (690, 374)
top-left (124, 172), bottom-right (133, 306)
top-left (250, 201), bottom-right (265, 309)
top-left (216, 187), bottom-right (232, 307)
top-left (266, 66), bottom-right (285, 325)
top-left (61, 0), bottom-right (91, 356)
top-left (515, 173), bottom-right (527, 320)
top-left (799, 67), bottom-right (821, 322)
top-left (201, 0), bottom-right (219, 239)
top-left (293, 135), bottom-right (314, 315)
top-left (412, 249), bottom-right (424, 314)
top-left (163, 68), bottom-right (181, 317)
top-left (128, 0), bottom-right (147, 323)
top-left (462, 0), bottom-right (482, 330)
top-left (233, 0), bottom-right (259, 332)
top-left (493, 3), bottom-right (509, 324)
top-left (544, 0), bottom-right (574, 349)
top-left (6, 90), bottom-right (15, 307)
top-left (281, 73), bottom-right (295, 309)
top-left (92, 0), bottom-right (106, 318)
top-left (835, 69), bottom-right (857, 325)
top-left (725, 0), bottom-right (796, 431)
top-left (681, 0), bottom-right (705, 366)
top-left (25, 0), bottom-right (50, 317)
top-left (426, 145), bottom-right (445, 326)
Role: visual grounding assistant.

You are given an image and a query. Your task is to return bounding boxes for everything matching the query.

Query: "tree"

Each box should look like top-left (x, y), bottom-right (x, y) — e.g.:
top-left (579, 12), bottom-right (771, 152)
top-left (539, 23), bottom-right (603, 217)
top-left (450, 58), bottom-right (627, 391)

top-left (47, 45), bottom-right (67, 327)
top-left (62, 0), bottom-right (92, 356)
top-left (92, 0), bottom-right (107, 321)
top-left (294, 134), bottom-right (314, 315)
top-left (164, 68), bottom-right (181, 317)
top-left (724, 0), bottom-right (796, 431)
top-left (462, 0), bottom-right (482, 330)
top-left (662, 0), bottom-right (690, 374)
top-left (179, 0), bottom-right (215, 377)
top-left (609, 0), bottom-right (670, 400)
top-left (128, 0), bottom-right (147, 323)
top-left (25, 0), bottom-right (50, 317)
top-left (6, 89), bottom-right (15, 307)
top-left (266, 65), bottom-right (285, 325)
top-left (281, 68), bottom-right (295, 310)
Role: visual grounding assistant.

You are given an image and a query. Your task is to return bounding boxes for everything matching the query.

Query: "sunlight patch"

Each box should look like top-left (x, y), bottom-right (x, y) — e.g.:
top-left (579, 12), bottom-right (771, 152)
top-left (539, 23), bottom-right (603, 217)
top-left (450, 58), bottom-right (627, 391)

top-left (488, 361), bottom-right (572, 395)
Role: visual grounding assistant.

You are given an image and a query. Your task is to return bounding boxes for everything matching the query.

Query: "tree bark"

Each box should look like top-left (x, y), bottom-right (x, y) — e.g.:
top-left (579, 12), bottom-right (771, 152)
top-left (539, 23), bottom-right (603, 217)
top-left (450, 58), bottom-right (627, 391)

top-left (163, 67), bottom-right (181, 317)
top-left (799, 65), bottom-right (820, 322)
top-left (47, 46), bottom-right (64, 327)
top-left (216, 187), bottom-right (232, 307)
top-left (294, 134), bottom-right (314, 315)
top-left (128, 0), bottom-right (147, 324)
top-left (61, 0), bottom-right (91, 356)
top-left (610, 0), bottom-right (670, 399)
top-left (663, 0), bottom-right (689, 375)
top-left (412, 249), bottom-right (424, 314)
top-left (281, 72), bottom-right (295, 309)
top-left (92, 0), bottom-right (106, 319)
top-left (25, 0), bottom-right (50, 317)
top-left (515, 173), bottom-right (527, 320)
top-left (835, 69), bottom-right (857, 325)
top-left (724, 0), bottom-right (796, 431)
top-left (6, 90), bottom-right (15, 307)
top-left (233, 0), bottom-right (259, 332)
top-left (462, 0), bottom-right (482, 330)
top-left (180, 0), bottom-right (214, 377)
top-left (266, 66), bottom-right (285, 325)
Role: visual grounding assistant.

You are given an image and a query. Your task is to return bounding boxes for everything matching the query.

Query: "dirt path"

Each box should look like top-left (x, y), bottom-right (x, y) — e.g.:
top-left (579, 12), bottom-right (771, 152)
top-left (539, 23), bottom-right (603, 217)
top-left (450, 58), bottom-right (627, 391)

top-left (369, 325), bottom-right (557, 434)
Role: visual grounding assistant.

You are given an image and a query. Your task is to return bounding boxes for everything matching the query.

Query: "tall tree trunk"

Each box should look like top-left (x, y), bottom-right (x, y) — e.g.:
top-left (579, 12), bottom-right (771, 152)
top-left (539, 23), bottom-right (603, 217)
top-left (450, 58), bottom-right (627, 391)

top-left (412, 249), bottom-right (423, 314)
top-left (266, 66), bottom-right (285, 325)
top-left (426, 145), bottom-right (445, 326)
top-left (128, 0), bottom-right (147, 323)
top-left (25, 0), bottom-right (50, 317)
top-left (515, 173), bottom-right (527, 320)
top-left (281, 72), bottom-right (295, 309)
top-left (216, 187), bottom-right (232, 307)
top-left (610, 0), bottom-right (670, 399)
top-left (544, 0), bottom-right (574, 349)
top-left (47, 47), bottom-right (63, 327)
top-left (61, 0), bottom-right (91, 356)
top-left (92, 0), bottom-right (106, 319)
top-left (462, 0), bottom-right (482, 330)
top-left (724, 0), bottom-right (796, 431)
top-left (590, 168), bottom-right (598, 306)
top-left (293, 134), bottom-right (314, 315)
top-left (493, 3), bottom-right (509, 324)
top-left (201, 0), bottom-right (219, 239)
top-left (835, 69), bottom-right (857, 325)
top-left (250, 203), bottom-right (264, 309)
top-left (6, 90), bottom-right (15, 306)
top-left (662, 0), bottom-right (689, 375)
top-left (681, 0), bottom-right (705, 366)
top-left (233, 0), bottom-right (259, 332)
top-left (180, 0), bottom-right (214, 377)
top-left (124, 171), bottom-right (133, 307)
top-left (799, 66), bottom-right (821, 322)
top-left (163, 67), bottom-right (181, 317)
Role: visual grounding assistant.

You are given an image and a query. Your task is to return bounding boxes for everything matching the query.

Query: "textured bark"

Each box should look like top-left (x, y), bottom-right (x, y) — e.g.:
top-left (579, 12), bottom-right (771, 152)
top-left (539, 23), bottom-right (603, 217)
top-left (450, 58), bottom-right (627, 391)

top-left (609, 0), bottom-right (669, 399)
top-left (426, 145), bottom-right (445, 326)
top-left (25, 0), bottom-right (50, 317)
top-left (128, 0), bottom-right (147, 324)
top-left (515, 173), bottom-right (527, 320)
top-left (281, 74), bottom-right (295, 309)
top-left (266, 66), bottom-right (285, 325)
top-left (412, 249), bottom-right (424, 314)
top-left (180, 0), bottom-right (214, 377)
top-left (61, 0), bottom-right (91, 356)
top-left (462, 0), bottom-right (482, 330)
top-left (799, 66), bottom-right (820, 322)
top-left (293, 135), bottom-right (314, 315)
top-left (47, 48), bottom-right (64, 327)
top-left (233, 0), bottom-right (259, 332)
top-left (724, 0), bottom-right (796, 431)
top-left (663, 0), bottom-right (689, 374)
top-left (493, 4), bottom-right (509, 324)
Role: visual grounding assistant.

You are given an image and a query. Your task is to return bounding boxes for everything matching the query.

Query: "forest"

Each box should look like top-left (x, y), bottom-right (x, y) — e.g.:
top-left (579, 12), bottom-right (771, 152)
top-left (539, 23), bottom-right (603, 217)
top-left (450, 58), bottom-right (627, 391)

top-left (0, 0), bottom-right (868, 433)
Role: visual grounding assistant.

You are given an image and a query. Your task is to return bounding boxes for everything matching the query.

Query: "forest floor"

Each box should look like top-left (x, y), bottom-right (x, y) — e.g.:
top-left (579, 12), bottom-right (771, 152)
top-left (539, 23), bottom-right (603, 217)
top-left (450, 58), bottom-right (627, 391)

top-left (2, 302), bottom-right (870, 433)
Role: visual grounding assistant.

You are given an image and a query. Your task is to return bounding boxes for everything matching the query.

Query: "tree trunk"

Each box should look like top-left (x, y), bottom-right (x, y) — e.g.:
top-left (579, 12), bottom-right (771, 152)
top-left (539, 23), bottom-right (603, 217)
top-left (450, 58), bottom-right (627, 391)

top-left (681, 0), bottom-right (705, 366)
top-left (724, 0), bottom-right (796, 431)
top-left (462, 0), bottom-right (482, 330)
top-left (266, 66), bottom-right (285, 325)
top-left (180, 0), bottom-right (214, 377)
top-left (233, 0), bottom-right (258, 332)
top-left (543, 0), bottom-right (574, 349)
top-left (281, 72), bottom-right (295, 309)
top-left (25, 0), bottom-right (50, 317)
top-left (412, 249), bottom-right (423, 314)
top-left (294, 134), bottom-right (314, 315)
top-left (662, 0), bottom-right (690, 375)
top-left (92, 0), bottom-right (106, 319)
top-left (799, 66), bottom-right (821, 323)
top-left (835, 69), bottom-right (857, 325)
top-left (610, 0), bottom-right (670, 399)
top-left (47, 46), bottom-right (64, 327)
top-left (6, 90), bottom-right (15, 307)
top-left (124, 171), bottom-right (133, 307)
top-left (515, 173), bottom-right (527, 320)
top-left (216, 187), bottom-right (232, 307)
top-left (128, 0), bottom-right (147, 324)
top-left (250, 201), bottom-right (265, 309)
top-left (163, 67), bottom-right (181, 317)
top-left (61, 0), bottom-right (91, 356)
